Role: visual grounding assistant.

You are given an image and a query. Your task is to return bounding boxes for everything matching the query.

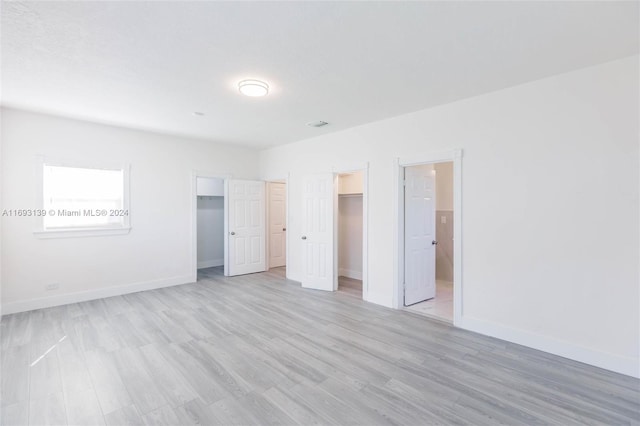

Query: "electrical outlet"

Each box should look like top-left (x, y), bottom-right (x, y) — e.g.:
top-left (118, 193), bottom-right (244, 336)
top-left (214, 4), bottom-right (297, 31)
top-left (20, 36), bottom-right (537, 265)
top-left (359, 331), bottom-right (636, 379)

top-left (45, 283), bottom-right (59, 291)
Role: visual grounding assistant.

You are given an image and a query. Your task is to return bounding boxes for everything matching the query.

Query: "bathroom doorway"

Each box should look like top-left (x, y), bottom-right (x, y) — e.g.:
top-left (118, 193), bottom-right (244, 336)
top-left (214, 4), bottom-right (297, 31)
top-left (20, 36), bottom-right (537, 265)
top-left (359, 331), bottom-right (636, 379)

top-left (403, 161), bottom-right (454, 322)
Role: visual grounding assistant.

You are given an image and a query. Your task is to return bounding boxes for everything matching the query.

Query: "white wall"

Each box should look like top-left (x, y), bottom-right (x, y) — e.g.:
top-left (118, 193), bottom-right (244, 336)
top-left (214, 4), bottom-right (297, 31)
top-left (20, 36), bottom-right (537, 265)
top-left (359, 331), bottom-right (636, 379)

top-left (1, 108), bottom-right (259, 313)
top-left (197, 196), bottom-right (224, 269)
top-left (260, 56), bottom-right (640, 377)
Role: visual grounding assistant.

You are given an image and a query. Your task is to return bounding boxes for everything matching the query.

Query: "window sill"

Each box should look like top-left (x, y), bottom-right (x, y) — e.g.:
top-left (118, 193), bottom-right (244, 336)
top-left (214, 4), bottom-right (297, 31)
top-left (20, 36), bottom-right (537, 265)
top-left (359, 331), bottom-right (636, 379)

top-left (34, 227), bottom-right (131, 239)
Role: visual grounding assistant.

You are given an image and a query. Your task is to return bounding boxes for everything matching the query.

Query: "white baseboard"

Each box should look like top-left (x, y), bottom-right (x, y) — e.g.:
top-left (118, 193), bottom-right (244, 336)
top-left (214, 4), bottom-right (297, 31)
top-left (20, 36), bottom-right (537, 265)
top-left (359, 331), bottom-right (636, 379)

top-left (459, 315), bottom-right (640, 378)
top-left (197, 258), bottom-right (224, 269)
top-left (339, 268), bottom-right (362, 280)
top-left (365, 291), bottom-right (393, 308)
top-left (1, 274), bottom-right (195, 315)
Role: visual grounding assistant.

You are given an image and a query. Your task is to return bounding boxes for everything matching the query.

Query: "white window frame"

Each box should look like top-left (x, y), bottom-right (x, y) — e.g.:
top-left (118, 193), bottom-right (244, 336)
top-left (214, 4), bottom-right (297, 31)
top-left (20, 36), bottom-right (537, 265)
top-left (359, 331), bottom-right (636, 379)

top-left (34, 156), bottom-right (132, 238)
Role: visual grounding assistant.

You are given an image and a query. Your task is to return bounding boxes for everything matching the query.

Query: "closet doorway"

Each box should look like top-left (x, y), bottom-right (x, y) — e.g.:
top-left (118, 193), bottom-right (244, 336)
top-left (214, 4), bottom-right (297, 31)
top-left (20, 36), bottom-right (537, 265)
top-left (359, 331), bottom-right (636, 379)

top-left (337, 171), bottom-right (364, 299)
top-left (300, 165), bottom-right (368, 299)
top-left (196, 176), bottom-right (226, 278)
top-left (191, 173), bottom-right (268, 279)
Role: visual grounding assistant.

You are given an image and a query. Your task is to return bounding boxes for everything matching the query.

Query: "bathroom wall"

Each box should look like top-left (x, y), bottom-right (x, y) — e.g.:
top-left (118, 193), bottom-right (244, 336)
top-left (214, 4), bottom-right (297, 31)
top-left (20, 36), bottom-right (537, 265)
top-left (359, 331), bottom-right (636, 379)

top-left (435, 162), bottom-right (454, 282)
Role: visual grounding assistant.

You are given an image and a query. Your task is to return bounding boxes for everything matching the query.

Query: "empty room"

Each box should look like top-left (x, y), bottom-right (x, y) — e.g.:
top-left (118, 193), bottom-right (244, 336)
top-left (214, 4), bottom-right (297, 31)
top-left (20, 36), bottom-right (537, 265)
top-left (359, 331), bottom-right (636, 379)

top-left (1, 1), bottom-right (639, 426)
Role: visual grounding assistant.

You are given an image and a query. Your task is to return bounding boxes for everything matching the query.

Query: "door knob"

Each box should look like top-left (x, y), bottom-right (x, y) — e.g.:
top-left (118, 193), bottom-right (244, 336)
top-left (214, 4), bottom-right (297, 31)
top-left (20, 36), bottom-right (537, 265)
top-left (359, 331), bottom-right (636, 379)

top-left (432, 240), bottom-right (438, 245)
top-left (301, 236), bottom-right (307, 240)
top-left (283, 228), bottom-right (286, 231)
top-left (230, 232), bottom-right (236, 236)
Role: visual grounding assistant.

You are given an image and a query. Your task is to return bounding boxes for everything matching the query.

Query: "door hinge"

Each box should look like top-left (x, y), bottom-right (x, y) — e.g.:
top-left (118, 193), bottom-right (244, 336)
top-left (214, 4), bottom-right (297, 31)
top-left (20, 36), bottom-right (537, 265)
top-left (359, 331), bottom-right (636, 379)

top-left (402, 180), bottom-right (406, 187)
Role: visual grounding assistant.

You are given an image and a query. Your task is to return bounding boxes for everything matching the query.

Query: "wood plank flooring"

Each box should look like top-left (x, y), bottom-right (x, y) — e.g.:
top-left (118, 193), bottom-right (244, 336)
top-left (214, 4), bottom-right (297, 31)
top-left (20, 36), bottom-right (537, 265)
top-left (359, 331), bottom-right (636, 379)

top-left (337, 276), bottom-right (362, 298)
top-left (2, 266), bottom-right (639, 425)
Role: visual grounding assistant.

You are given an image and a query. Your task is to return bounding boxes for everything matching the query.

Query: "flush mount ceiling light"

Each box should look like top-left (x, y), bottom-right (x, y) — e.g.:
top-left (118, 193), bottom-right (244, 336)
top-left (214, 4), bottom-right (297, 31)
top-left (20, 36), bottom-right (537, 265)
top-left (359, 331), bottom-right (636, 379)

top-left (238, 79), bottom-right (269, 97)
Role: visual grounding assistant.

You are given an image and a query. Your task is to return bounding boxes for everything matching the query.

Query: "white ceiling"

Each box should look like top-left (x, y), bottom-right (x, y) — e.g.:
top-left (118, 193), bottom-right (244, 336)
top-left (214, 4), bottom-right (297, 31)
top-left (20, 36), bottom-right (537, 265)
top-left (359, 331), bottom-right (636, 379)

top-left (2, 1), bottom-right (638, 148)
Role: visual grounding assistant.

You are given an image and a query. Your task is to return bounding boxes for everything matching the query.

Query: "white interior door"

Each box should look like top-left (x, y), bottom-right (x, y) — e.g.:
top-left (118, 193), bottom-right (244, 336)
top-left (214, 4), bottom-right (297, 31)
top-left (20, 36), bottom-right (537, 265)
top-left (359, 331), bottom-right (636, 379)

top-left (404, 164), bottom-right (436, 305)
top-left (227, 179), bottom-right (266, 276)
top-left (268, 182), bottom-right (286, 268)
top-left (301, 174), bottom-right (335, 291)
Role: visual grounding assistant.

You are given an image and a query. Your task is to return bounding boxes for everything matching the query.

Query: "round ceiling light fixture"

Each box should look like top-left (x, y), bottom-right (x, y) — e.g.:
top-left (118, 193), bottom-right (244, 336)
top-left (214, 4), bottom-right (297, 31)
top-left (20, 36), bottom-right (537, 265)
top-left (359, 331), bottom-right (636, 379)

top-left (238, 79), bottom-right (269, 97)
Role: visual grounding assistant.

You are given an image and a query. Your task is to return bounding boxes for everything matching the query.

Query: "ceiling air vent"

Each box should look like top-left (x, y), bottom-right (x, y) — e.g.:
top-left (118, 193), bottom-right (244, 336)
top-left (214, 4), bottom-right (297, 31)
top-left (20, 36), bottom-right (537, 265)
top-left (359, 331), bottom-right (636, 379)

top-left (306, 121), bottom-right (329, 128)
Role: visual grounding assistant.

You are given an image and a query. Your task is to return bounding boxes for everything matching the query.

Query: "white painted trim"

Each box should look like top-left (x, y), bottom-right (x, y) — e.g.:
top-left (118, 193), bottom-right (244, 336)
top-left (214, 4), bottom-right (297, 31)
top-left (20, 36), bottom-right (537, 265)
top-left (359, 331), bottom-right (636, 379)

top-left (362, 167), bottom-right (369, 302)
top-left (399, 149), bottom-right (463, 167)
top-left (191, 171), bottom-right (232, 281)
top-left (339, 268), bottom-right (363, 280)
top-left (332, 160), bottom-right (369, 174)
top-left (197, 258), bottom-right (224, 269)
top-left (285, 173), bottom-right (291, 279)
top-left (394, 150), bottom-right (463, 327)
top-left (35, 156), bottom-right (132, 236)
top-left (266, 182), bottom-right (271, 269)
top-left (452, 153), bottom-right (463, 324)
top-left (1, 274), bottom-right (194, 316)
top-left (459, 316), bottom-right (640, 378)
top-left (36, 155), bottom-right (130, 173)
top-left (261, 173), bottom-right (289, 183)
top-left (334, 164), bottom-right (369, 302)
top-left (392, 157), bottom-right (402, 309)
top-left (637, 23), bottom-right (640, 373)
top-left (333, 174), bottom-right (339, 291)
top-left (223, 178), bottom-right (230, 276)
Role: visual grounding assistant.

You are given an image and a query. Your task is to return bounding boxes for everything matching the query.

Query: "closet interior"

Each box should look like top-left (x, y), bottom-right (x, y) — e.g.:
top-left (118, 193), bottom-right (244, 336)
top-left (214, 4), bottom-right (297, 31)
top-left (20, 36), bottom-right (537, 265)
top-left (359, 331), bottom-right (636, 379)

top-left (337, 171), bottom-right (364, 298)
top-left (197, 177), bottom-right (225, 271)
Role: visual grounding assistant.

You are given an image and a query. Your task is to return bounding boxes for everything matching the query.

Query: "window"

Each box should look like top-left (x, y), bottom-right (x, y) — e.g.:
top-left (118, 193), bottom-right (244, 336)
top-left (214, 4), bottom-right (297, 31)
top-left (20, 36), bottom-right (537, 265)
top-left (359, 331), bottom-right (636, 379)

top-left (36, 159), bottom-right (131, 237)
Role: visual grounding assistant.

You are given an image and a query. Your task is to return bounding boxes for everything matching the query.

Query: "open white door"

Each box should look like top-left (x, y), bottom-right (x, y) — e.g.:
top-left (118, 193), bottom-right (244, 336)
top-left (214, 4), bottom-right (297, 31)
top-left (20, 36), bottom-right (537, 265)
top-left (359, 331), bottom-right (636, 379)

top-left (268, 182), bottom-right (287, 268)
top-left (404, 164), bottom-right (436, 305)
top-left (301, 174), bottom-right (335, 291)
top-left (227, 179), bottom-right (266, 276)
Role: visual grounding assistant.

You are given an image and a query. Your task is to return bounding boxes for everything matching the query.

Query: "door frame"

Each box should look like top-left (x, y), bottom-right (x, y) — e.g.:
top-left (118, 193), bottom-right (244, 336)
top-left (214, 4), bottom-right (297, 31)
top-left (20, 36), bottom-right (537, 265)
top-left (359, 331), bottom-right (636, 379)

top-left (190, 171), bottom-right (232, 280)
top-left (393, 150), bottom-right (463, 325)
top-left (333, 162), bottom-right (369, 302)
top-left (265, 175), bottom-right (290, 272)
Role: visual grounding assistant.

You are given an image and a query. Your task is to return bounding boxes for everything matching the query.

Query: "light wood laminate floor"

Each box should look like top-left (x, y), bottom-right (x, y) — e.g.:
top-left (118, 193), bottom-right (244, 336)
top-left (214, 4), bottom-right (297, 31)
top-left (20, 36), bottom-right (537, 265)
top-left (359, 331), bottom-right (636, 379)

top-left (2, 267), bottom-right (639, 425)
top-left (337, 276), bottom-right (362, 299)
